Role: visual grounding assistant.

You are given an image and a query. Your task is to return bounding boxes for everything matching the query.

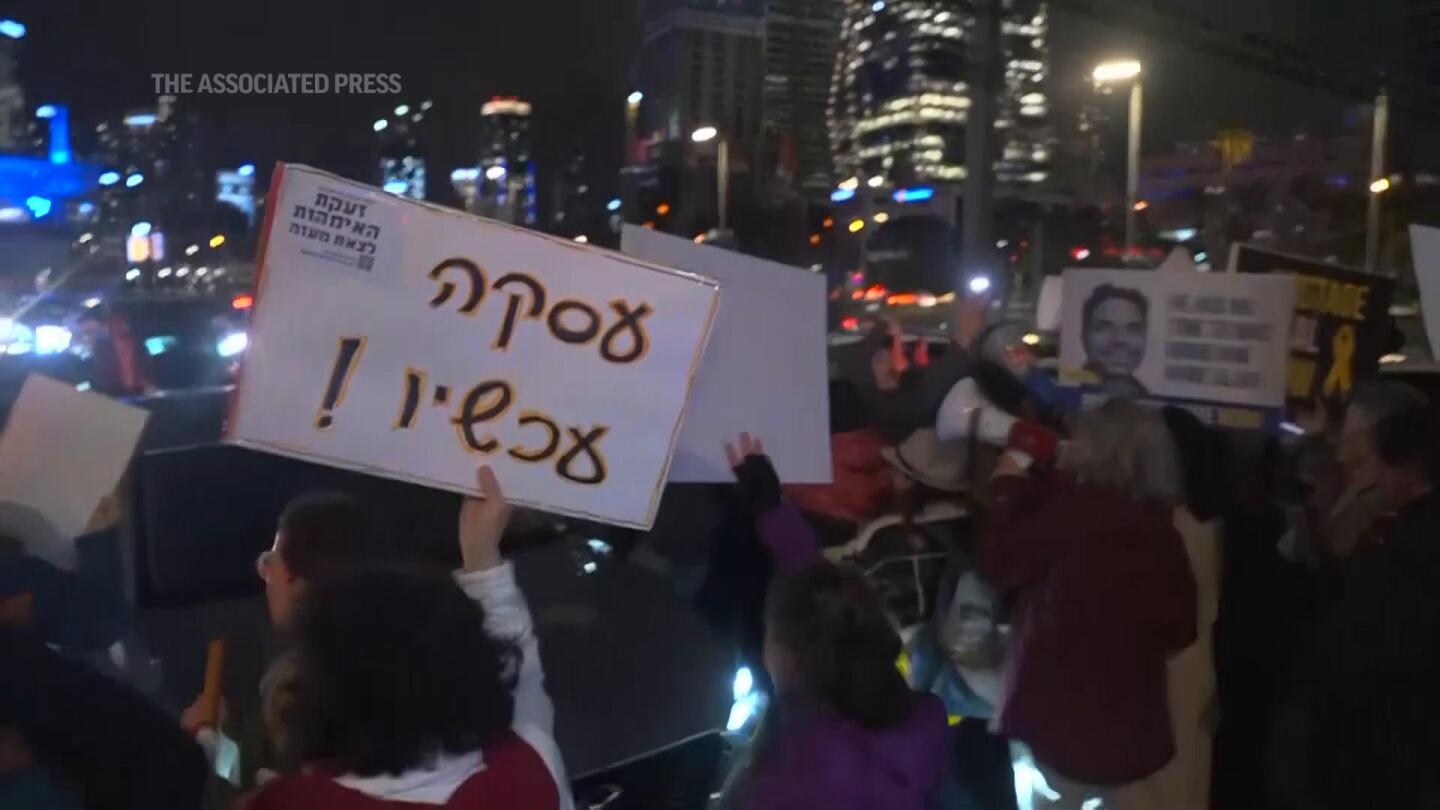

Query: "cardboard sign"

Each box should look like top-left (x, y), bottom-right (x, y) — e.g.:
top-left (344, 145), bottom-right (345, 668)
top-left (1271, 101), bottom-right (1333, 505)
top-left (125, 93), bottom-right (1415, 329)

top-left (228, 165), bottom-right (720, 529)
top-left (1058, 268), bottom-right (1296, 429)
top-left (1407, 225), bottom-right (1440, 362)
top-left (1231, 245), bottom-right (1395, 415)
top-left (0, 374), bottom-right (149, 565)
top-left (620, 226), bottom-right (831, 483)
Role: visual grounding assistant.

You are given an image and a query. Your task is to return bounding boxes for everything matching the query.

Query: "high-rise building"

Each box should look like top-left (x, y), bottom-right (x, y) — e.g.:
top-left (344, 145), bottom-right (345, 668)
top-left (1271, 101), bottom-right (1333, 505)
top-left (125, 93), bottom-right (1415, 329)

top-left (376, 102), bottom-right (430, 201)
top-left (828, 0), bottom-right (1052, 193)
top-left (763, 0), bottom-right (843, 198)
top-left (477, 97), bottom-right (536, 226)
top-left (633, 0), bottom-right (765, 235)
top-left (0, 19), bottom-right (24, 152)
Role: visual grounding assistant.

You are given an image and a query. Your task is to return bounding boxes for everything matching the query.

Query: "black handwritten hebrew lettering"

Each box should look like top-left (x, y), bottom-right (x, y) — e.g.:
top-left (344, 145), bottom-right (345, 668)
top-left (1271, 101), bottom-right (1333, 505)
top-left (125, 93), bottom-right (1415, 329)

top-left (313, 192), bottom-right (331, 209)
top-left (350, 218), bottom-right (369, 236)
top-left (288, 222), bottom-right (303, 236)
top-left (556, 426), bottom-right (609, 485)
top-left (341, 200), bottom-right (367, 218)
top-left (358, 242), bottom-right (375, 255)
top-left (361, 223), bottom-right (379, 239)
top-left (306, 208), bottom-right (328, 225)
top-left (492, 273), bottom-right (547, 351)
top-left (322, 195), bottom-right (344, 213)
top-left (599, 301), bottom-right (652, 364)
top-left (395, 368), bottom-right (426, 429)
top-left (315, 337), bottom-right (366, 429)
top-left (546, 300), bottom-right (601, 344)
top-left (451, 380), bottom-right (514, 454)
top-left (293, 204), bottom-right (309, 219)
top-left (508, 411), bottom-right (562, 463)
top-left (428, 258), bottom-right (487, 314)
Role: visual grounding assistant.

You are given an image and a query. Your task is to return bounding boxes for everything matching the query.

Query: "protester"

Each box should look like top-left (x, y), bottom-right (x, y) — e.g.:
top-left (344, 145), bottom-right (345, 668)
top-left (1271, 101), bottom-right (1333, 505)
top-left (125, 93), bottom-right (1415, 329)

top-left (0, 626), bottom-right (212, 808)
top-left (727, 561), bottom-right (948, 809)
top-left (181, 490), bottom-right (384, 783)
top-left (782, 379), bottom-right (894, 536)
top-left (980, 398), bottom-right (1197, 808)
top-left (851, 296), bottom-right (987, 443)
top-left (243, 466), bottom-right (572, 809)
top-left (1301, 382), bottom-right (1440, 808)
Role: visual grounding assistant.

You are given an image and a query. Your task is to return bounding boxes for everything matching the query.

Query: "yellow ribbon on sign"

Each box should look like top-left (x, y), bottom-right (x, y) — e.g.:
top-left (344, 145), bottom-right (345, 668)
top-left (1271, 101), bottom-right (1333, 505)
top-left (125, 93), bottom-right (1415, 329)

top-left (1322, 324), bottom-right (1356, 396)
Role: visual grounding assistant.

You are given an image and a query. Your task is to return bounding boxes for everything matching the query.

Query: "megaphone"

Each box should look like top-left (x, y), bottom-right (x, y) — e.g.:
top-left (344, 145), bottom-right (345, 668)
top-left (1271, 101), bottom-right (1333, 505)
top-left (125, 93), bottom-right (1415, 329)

top-left (936, 378), bottom-right (1059, 467)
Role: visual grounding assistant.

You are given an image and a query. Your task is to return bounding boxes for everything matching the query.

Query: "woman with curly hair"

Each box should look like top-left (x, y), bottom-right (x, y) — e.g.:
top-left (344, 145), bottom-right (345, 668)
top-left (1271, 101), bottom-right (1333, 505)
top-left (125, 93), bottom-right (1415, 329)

top-left (243, 468), bottom-right (570, 809)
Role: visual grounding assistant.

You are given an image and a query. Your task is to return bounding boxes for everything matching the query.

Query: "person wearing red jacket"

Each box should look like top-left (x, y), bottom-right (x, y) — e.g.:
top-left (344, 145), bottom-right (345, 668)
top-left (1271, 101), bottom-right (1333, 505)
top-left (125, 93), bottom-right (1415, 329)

top-left (980, 399), bottom-right (1197, 809)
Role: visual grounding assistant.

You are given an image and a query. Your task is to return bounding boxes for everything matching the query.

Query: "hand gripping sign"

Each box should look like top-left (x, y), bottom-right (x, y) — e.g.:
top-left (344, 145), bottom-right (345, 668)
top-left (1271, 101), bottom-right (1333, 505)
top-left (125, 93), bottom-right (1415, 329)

top-left (227, 165), bottom-right (720, 529)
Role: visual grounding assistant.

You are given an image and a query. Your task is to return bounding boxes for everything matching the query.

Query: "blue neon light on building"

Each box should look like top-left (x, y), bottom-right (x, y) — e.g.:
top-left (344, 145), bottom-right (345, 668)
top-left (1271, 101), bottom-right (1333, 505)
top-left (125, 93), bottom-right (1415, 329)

top-left (0, 19), bottom-right (25, 39)
top-left (45, 105), bottom-right (71, 165)
top-left (830, 188), bottom-right (856, 203)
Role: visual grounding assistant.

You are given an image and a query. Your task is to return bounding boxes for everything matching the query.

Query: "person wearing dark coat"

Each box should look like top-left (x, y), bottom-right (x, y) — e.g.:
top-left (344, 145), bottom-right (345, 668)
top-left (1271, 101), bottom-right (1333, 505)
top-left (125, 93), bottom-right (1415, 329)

top-left (1302, 382), bottom-right (1440, 808)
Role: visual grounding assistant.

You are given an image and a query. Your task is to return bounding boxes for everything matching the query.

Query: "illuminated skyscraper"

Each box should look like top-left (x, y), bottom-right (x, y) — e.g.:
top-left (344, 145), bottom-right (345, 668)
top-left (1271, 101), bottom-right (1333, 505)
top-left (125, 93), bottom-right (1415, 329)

top-left (764, 0), bottom-right (843, 197)
top-left (828, 0), bottom-right (1052, 192)
top-left (477, 97), bottom-right (536, 226)
top-left (0, 18), bottom-right (26, 152)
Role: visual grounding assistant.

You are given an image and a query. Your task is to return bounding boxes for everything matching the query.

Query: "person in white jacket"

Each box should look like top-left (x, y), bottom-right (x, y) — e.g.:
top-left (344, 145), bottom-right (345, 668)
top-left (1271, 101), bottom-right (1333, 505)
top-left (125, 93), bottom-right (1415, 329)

top-left (243, 467), bottom-right (574, 810)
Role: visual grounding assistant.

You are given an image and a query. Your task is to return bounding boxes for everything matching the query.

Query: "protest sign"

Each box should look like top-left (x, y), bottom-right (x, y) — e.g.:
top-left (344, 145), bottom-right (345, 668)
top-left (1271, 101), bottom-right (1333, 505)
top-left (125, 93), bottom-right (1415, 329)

top-left (0, 374), bottom-right (149, 564)
top-left (228, 165), bottom-right (720, 529)
top-left (1407, 225), bottom-right (1440, 361)
top-left (621, 225), bottom-right (831, 483)
top-left (1230, 244), bottom-right (1395, 415)
top-left (1058, 268), bottom-right (1296, 429)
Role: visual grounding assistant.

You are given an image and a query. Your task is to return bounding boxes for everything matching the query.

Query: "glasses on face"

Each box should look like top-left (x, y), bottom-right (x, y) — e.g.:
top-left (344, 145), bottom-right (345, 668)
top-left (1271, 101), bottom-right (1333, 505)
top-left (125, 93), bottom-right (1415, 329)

top-left (255, 548), bottom-right (277, 582)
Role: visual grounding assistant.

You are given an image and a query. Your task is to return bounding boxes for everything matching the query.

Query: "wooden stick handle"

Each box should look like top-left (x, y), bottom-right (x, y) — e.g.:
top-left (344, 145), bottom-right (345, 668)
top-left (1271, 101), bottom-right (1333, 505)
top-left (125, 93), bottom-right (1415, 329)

top-left (197, 639), bottom-right (226, 729)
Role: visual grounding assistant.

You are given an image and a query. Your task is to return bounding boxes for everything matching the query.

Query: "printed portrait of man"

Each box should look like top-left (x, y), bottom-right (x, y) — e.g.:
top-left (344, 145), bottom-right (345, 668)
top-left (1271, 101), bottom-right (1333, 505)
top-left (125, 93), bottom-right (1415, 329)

top-left (1080, 283), bottom-right (1149, 397)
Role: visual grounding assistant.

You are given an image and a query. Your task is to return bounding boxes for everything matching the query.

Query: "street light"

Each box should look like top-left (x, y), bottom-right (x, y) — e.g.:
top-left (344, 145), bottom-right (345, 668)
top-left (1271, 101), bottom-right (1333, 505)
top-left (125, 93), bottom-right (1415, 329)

top-left (627, 91), bottom-right (644, 106)
top-left (1369, 177), bottom-right (1391, 195)
top-left (1093, 60), bottom-right (1144, 254)
top-left (691, 126), bottom-right (729, 230)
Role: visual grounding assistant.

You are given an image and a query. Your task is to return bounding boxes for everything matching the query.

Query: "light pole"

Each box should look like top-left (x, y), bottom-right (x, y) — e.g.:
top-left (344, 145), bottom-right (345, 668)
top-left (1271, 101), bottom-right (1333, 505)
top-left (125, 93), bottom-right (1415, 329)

top-left (691, 125), bottom-right (728, 232)
top-left (1093, 60), bottom-right (1144, 254)
top-left (1365, 90), bottom-right (1390, 275)
top-left (625, 91), bottom-right (643, 166)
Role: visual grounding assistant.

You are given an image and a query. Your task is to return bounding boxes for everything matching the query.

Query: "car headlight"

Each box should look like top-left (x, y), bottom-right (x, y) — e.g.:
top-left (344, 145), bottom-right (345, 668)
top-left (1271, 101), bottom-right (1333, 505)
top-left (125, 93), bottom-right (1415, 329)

top-left (0, 318), bottom-right (34, 355)
top-left (34, 324), bottom-right (72, 355)
top-left (216, 331), bottom-right (248, 358)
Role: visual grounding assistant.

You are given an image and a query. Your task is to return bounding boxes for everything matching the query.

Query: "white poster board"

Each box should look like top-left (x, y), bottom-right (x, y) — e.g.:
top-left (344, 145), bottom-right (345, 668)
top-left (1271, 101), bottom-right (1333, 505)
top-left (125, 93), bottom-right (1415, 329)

top-left (1057, 268), bottom-right (1296, 429)
top-left (621, 226), bottom-right (831, 483)
top-left (228, 165), bottom-right (720, 528)
top-left (0, 374), bottom-right (148, 564)
top-left (1408, 224), bottom-right (1440, 361)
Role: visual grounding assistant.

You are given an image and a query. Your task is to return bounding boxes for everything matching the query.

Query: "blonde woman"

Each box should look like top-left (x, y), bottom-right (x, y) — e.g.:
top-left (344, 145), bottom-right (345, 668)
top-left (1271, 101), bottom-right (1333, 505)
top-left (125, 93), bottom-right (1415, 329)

top-left (979, 399), bottom-right (1197, 810)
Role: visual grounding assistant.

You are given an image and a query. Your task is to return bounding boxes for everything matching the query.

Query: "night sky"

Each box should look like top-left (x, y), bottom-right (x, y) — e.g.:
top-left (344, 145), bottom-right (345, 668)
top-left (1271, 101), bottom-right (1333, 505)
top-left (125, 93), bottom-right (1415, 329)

top-left (5, 0), bottom-right (1414, 197)
top-left (8, 0), bottom-right (645, 202)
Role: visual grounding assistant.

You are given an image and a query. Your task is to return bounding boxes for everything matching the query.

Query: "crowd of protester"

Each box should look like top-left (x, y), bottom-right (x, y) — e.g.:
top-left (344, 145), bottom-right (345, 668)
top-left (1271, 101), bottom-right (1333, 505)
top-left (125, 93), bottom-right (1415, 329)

top-left (0, 294), bottom-right (1436, 809)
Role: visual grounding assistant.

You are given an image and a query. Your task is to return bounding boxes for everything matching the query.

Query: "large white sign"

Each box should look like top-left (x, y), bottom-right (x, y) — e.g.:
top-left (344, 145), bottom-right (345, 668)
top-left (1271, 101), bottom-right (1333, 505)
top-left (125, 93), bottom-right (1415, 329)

top-left (621, 226), bottom-right (831, 483)
top-left (228, 165), bottom-right (720, 528)
top-left (0, 374), bottom-right (148, 566)
top-left (1058, 268), bottom-right (1296, 429)
top-left (1409, 224), bottom-right (1440, 362)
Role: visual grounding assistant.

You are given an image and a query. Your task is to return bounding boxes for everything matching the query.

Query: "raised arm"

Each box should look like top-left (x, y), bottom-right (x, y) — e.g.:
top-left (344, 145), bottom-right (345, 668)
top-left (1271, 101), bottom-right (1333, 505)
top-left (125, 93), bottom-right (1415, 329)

top-left (453, 467), bottom-right (554, 740)
top-left (726, 434), bottom-right (821, 574)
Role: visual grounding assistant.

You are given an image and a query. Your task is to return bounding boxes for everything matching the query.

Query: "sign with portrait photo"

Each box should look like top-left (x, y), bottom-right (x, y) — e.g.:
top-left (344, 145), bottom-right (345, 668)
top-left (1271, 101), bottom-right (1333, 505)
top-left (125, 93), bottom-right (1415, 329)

top-left (228, 164), bottom-right (721, 529)
top-left (1057, 268), bottom-right (1296, 429)
top-left (1230, 245), bottom-right (1395, 417)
